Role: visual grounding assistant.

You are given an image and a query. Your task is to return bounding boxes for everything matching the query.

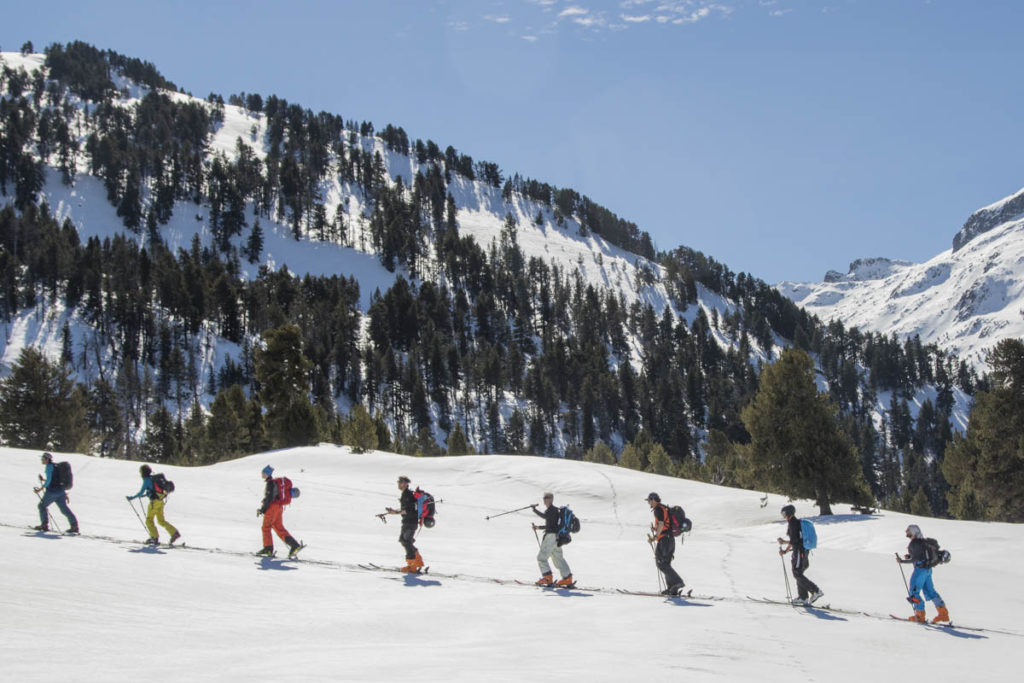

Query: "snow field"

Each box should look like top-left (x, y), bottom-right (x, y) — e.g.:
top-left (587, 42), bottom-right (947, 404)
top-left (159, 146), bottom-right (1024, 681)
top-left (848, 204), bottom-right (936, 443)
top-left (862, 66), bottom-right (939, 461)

top-left (2, 446), bottom-right (1022, 681)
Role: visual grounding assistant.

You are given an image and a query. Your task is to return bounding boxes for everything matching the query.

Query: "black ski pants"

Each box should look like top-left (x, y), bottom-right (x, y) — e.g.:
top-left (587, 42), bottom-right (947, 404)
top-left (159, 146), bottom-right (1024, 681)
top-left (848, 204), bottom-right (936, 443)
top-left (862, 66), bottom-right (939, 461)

top-left (791, 550), bottom-right (820, 599)
top-left (655, 535), bottom-right (684, 588)
top-left (399, 523), bottom-right (418, 560)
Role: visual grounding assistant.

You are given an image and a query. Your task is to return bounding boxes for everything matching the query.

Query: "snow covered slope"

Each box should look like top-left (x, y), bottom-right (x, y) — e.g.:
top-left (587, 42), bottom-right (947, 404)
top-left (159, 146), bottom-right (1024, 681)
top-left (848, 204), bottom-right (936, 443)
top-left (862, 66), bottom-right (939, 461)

top-left (779, 187), bottom-right (1024, 370)
top-left (2, 446), bottom-right (1020, 681)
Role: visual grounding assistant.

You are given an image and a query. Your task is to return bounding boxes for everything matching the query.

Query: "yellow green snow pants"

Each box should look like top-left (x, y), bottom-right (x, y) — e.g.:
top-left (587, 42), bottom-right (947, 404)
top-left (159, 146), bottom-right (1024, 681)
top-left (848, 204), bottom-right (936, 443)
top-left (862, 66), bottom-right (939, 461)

top-left (146, 498), bottom-right (178, 540)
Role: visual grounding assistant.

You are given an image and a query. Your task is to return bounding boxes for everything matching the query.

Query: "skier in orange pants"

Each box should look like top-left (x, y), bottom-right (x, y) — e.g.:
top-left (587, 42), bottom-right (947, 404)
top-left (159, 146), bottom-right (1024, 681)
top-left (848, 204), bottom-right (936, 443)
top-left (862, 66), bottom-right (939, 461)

top-left (256, 465), bottom-right (302, 558)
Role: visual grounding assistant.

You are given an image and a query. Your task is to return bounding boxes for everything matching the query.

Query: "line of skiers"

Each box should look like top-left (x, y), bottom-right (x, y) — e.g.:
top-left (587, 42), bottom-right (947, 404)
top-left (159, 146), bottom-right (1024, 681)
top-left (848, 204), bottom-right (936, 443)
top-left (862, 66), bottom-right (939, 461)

top-left (26, 452), bottom-right (951, 621)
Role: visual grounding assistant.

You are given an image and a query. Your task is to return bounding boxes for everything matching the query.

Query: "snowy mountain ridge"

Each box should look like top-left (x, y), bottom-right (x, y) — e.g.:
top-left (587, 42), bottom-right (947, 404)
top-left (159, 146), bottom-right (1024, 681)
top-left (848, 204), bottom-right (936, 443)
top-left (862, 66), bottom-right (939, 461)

top-left (779, 185), bottom-right (1024, 371)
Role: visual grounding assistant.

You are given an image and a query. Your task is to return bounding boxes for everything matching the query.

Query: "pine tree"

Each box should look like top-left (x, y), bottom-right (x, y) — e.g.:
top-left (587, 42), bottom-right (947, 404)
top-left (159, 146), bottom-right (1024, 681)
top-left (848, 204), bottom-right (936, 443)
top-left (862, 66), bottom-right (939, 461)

top-left (741, 349), bottom-right (870, 515)
top-left (344, 403), bottom-right (378, 453)
top-left (0, 347), bottom-right (89, 451)
top-left (943, 339), bottom-right (1024, 521)
top-left (446, 422), bottom-right (472, 456)
top-left (254, 324), bottom-right (320, 448)
top-left (584, 440), bottom-right (616, 465)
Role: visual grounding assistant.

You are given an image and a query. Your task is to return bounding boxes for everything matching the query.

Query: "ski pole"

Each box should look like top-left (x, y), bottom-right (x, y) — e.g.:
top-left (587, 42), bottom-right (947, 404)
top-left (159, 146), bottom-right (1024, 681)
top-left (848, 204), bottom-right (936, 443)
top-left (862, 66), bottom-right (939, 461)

top-left (895, 553), bottom-right (914, 603)
top-left (34, 489), bottom-right (61, 533)
top-left (780, 550), bottom-right (792, 602)
top-left (485, 505), bottom-right (534, 520)
top-left (376, 512), bottom-right (388, 524)
top-left (532, 525), bottom-right (541, 547)
top-left (648, 534), bottom-right (665, 593)
top-left (126, 497), bottom-right (148, 533)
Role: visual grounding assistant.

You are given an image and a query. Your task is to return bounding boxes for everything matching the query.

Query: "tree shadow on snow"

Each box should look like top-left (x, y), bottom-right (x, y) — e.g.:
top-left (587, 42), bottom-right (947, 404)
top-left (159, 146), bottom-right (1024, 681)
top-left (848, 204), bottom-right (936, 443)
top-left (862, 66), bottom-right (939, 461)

top-left (255, 556), bottom-right (298, 571)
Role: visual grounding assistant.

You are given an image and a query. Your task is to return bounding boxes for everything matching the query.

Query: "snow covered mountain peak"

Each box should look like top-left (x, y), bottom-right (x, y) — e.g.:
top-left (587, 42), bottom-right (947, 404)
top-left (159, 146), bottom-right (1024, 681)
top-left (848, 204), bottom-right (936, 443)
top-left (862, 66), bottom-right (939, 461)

top-left (779, 192), bottom-right (1024, 371)
top-left (953, 185), bottom-right (1024, 252)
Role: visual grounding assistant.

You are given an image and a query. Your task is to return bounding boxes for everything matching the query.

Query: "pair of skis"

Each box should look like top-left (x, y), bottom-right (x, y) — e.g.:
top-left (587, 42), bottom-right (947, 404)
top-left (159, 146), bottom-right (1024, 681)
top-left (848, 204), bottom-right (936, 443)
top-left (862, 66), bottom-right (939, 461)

top-left (358, 562), bottom-right (430, 574)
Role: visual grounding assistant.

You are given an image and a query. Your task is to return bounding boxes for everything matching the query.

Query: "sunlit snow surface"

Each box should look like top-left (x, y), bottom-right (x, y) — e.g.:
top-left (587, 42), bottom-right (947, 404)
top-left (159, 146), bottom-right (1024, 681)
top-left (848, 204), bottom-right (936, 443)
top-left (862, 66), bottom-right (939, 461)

top-left (2, 446), bottom-right (1020, 681)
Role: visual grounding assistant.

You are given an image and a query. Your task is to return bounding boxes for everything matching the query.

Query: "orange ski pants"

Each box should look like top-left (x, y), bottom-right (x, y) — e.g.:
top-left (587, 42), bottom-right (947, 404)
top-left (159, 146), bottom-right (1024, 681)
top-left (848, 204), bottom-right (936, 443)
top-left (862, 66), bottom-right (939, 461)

top-left (261, 502), bottom-right (290, 547)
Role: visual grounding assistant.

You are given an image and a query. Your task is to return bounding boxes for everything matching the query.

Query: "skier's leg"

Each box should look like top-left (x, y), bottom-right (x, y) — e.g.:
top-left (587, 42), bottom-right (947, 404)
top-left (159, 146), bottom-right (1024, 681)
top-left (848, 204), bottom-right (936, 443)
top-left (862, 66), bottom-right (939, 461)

top-left (536, 532), bottom-right (555, 575)
top-left (53, 492), bottom-right (77, 529)
top-left (656, 536), bottom-right (684, 587)
top-left (261, 504), bottom-right (277, 547)
top-left (145, 500), bottom-right (159, 539)
top-left (153, 498), bottom-right (178, 536)
top-left (399, 525), bottom-right (417, 559)
top-left (921, 569), bottom-right (944, 607)
top-left (551, 542), bottom-right (571, 578)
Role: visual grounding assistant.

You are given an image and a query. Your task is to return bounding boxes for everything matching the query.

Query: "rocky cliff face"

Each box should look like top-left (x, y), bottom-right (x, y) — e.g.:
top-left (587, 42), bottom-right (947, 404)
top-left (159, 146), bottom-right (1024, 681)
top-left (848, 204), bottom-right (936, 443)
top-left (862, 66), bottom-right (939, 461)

top-left (953, 186), bottom-right (1024, 252)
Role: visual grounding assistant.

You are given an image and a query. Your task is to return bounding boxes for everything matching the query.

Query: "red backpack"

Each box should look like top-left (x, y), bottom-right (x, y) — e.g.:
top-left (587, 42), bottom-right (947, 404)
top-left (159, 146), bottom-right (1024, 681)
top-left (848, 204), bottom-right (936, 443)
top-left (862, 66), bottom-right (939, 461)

top-left (274, 477), bottom-right (294, 505)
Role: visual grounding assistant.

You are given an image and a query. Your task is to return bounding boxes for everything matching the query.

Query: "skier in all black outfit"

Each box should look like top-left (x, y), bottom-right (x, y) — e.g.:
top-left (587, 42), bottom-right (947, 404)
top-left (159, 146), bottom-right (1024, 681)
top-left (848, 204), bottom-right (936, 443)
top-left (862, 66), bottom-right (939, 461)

top-left (384, 475), bottom-right (424, 572)
top-left (777, 504), bottom-right (823, 606)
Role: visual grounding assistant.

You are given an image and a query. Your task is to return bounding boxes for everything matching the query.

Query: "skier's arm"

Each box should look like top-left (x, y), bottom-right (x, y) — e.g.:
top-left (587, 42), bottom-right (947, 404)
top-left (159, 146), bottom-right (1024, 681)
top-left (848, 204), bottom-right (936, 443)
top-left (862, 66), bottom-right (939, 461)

top-left (42, 463), bottom-right (54, 489)
top-left (128, 479), bottom-right (152, 500)
top-left (258, 481), bottom-right (276, 514)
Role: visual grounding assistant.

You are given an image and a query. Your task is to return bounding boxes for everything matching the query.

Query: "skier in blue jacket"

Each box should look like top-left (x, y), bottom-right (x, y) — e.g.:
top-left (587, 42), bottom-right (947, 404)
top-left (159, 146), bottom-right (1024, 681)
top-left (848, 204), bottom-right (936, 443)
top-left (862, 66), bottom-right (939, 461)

top-left (126, 465), bottom-right (181, 545)
top-left (33, 452), bottom-right (78, 533)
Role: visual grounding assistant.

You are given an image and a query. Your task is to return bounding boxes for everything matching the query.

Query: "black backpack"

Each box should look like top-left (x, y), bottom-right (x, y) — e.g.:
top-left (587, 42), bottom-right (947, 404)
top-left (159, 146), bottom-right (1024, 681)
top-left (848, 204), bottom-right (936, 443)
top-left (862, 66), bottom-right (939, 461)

top-left (556, 506), bottom-right (581, 545)
top-left (922, 538), bottom-right (951, 568)
top-left (152, 473), bottom-right (175, 495)
top-left (53, 461), bottom-right (73, 490)
top-left (666, 505), bottom-right (692, 536)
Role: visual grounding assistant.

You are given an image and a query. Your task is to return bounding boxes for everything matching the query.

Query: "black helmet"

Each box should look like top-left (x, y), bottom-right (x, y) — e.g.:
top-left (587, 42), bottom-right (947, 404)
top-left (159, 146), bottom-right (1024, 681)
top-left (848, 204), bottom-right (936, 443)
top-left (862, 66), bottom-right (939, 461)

top-left (646, 492), bottom-right (661, 503)
top-left (41, 452), bottom-right (53, 462)
top-left (781, 504), bottom-right (796, 518)
top-left (140, 465), bottom-right (152, 477)
top-left (422, 517), bottom-right (435, 528)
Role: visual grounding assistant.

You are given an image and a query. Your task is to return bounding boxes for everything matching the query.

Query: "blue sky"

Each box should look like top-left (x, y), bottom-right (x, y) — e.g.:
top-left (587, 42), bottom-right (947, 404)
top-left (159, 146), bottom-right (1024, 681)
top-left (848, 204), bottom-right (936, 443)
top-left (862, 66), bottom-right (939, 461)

top-left (3, 0), bottom-right (1023, 283)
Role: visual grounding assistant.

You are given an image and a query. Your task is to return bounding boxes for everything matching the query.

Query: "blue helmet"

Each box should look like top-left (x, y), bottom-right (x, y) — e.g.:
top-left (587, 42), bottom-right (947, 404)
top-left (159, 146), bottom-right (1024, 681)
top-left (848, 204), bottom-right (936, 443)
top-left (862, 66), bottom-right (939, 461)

top-left (262, 465), bottom-right (274, 478)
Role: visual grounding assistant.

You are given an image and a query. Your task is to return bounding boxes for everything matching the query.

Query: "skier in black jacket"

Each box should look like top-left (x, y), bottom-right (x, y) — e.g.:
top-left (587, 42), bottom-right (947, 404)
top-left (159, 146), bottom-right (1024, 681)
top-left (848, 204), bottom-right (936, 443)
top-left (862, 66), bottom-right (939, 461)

top-left (777, 504), bottom-right (823, 605)
top-left (531, 492), bottom-right (573, 586)
top-left (646, 492), bottom-right (684, 595)
top-left (384, 476), bottom-right (424, 572)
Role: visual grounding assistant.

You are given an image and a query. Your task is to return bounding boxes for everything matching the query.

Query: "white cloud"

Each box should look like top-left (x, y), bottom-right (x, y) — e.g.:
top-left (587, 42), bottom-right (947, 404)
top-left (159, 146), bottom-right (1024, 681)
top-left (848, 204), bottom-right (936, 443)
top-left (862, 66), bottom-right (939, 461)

top-left (521, 34), bottom-right (540, 41)
top-left (770, 8), bottom-right (792, 17)
top-left (558, 6), bottom-right (590, 19)
top-left (621, 13), bottom-right (652, 23)
top-left (484, 15), bottom-right (512, 24)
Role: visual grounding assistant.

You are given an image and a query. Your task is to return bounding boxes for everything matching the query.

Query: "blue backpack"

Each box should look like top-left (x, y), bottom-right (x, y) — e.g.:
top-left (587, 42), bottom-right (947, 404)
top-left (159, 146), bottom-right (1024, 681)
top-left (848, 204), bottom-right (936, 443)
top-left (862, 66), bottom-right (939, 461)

top-left (556, 506), bottom-right (580, 545)
top-left (800, 519), bottom-right (818, 551)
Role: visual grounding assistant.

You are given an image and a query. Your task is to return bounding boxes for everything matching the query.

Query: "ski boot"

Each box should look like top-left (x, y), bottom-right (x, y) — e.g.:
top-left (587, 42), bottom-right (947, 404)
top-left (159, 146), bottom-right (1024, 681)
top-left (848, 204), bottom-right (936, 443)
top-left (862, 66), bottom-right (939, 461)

top-left (145, 537), bottom-right (159, 545)
top-left (535, 573), bottom-right (554, 586)
top-left (400, 558), bottom-right (418, 573)
top-left (33, 524), bottom-right (49, 532)
top-left (808, 590), bottom-right (824, 604)
top-left (664, 582), bottom-right (685, 596)
top-left (256, 546), bottom-right (274, 557)
top-left (555, 574), bottom-right (574, 587)
top-left (411, 552), bottom-right (425, 571)
top-left (908, 610), bottom-right (926, 623)
top-left (169, 531), bottom-right (181, 545)
top-left (791, 598), bottom-right (807, 606)
top-left (286, 537), bottom-right (304, 559)
top-left (66, 525), bottom-right (78, 535)
top-left (932, 606), bottom-right (950, 623)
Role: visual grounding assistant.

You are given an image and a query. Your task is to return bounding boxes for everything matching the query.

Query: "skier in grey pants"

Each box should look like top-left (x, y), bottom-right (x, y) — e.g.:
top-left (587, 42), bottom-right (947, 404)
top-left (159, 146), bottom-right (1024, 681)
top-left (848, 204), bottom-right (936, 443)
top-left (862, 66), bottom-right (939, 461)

top-left (532, 493), bottom-right (573, 586)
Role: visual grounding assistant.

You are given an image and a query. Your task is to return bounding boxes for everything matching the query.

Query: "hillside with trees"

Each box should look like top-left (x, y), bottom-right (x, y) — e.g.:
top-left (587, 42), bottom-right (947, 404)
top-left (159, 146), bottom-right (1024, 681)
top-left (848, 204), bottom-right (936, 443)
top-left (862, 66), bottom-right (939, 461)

top-left (0, 42), bottom-right (990, 519)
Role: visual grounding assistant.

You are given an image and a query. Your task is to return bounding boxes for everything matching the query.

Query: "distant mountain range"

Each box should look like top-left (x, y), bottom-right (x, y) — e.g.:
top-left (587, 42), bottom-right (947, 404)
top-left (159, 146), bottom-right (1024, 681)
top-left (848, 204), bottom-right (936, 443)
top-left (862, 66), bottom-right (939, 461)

top-left (778, 186), bottom-right (1024, 371)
